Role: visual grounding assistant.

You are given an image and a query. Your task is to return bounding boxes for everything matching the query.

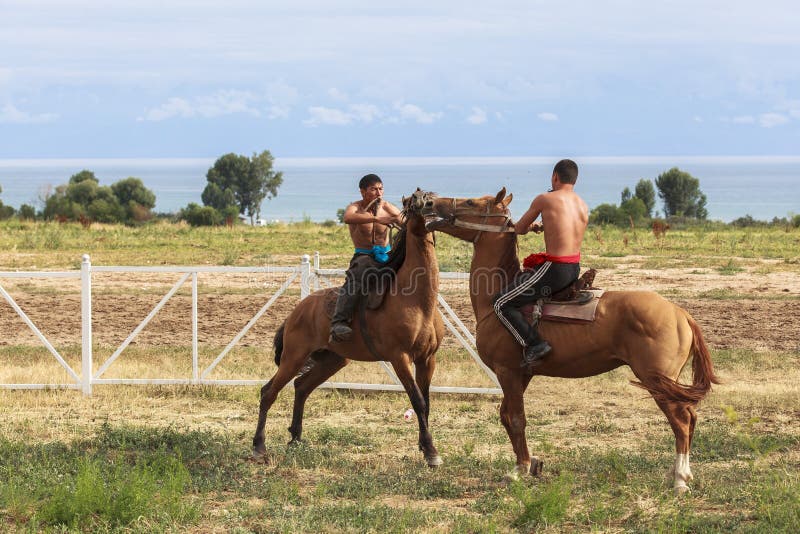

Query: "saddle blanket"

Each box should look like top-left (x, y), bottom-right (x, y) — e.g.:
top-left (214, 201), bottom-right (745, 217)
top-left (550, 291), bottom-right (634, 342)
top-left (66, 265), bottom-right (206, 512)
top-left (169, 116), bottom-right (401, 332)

top-left (541, 289), bottom-right (605, 323)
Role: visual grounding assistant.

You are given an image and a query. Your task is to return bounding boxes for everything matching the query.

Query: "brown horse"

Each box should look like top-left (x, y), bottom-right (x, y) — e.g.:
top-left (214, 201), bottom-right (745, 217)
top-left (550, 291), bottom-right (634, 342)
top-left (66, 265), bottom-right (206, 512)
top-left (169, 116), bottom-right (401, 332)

top-left (253, 190), bottom-right (446, 467)
top-left (422, 188), bottom-right (719, 494)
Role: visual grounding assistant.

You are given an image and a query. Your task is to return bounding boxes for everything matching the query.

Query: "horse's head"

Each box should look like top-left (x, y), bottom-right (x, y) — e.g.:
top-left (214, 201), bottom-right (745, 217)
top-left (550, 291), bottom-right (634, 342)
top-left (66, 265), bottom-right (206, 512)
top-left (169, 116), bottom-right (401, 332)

top-left (401, 188), bottom-right (438, 235)
top-left (421, 188), bottom-right (514, 243)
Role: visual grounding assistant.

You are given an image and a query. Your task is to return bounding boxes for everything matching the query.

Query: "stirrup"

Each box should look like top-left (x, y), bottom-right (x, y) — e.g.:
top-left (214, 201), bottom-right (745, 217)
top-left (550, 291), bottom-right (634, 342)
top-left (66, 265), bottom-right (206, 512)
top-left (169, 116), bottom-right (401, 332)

top-left (521, 341), bottom-right (551, 367)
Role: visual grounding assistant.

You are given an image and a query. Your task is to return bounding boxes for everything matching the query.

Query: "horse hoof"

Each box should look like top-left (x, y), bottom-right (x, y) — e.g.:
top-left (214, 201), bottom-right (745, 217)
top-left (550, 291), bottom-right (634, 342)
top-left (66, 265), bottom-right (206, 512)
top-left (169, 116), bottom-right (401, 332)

top-left (426, 455), bottom-right (443, 467)
top-left (530, 458), bottom-right (544, 477)
top-left (252, 446), bottom-right (268, 463)
top-left (287, 438), bottom-right (304, 447)
top-left (674, 484), bottom-right (691, 497)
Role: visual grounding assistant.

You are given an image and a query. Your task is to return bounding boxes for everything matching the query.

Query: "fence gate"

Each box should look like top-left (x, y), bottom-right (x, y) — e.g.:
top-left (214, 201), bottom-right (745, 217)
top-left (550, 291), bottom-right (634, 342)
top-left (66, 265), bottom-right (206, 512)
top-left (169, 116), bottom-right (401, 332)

top-left (1, 254), bottom-right (501, 396)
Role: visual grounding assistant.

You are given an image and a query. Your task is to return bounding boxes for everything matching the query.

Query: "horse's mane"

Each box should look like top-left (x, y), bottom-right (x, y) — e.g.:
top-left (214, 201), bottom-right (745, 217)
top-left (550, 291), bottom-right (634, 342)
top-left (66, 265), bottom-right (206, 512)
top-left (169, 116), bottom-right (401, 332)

top-left (500, 232), bottom-right (522, 283)
top-left (381, 225), bottom-right (407, 273)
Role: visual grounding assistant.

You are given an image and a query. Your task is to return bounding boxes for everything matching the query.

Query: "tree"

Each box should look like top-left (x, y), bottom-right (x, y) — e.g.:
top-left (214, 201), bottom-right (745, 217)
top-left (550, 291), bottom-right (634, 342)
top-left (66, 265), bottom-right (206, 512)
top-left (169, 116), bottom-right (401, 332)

top-left (41, 170), bottom-right (154, 224)
top-left (655, 168), bottom-right (708, 219)
top-left (634, 179), bottom-right (656, 218)
top-left (589, 203), bottom-right (621, 225)
top-left (18, 204), bottom-right (36, 220)
top-left (0, 185), bottom-right (15, 220)
top-left (111, 177), bottom-right (156, 222)
top-left (69, 170), bottom-right (98, 185)
top-left (619, 197), bottom-right (647, 224)
top-left (203, 151), bottom-right (283, 224)
top-left (621, 187), bottom-right (632, 203)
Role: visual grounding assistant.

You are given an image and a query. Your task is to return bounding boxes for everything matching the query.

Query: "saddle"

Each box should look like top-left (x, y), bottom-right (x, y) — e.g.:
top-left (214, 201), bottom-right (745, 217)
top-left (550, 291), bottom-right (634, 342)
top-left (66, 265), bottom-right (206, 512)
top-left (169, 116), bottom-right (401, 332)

top-left (522, 269), bottom-right (604, 323)
top-left (323, 279), bottom-right (391, 319)
top-left (549, 268), bottom-right (597, 302)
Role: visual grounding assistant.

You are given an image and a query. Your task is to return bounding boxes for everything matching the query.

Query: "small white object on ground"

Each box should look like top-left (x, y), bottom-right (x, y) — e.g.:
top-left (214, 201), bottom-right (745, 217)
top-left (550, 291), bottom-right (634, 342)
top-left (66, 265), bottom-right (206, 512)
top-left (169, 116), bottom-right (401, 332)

top-left (403, 408), bottom-right (414, 421)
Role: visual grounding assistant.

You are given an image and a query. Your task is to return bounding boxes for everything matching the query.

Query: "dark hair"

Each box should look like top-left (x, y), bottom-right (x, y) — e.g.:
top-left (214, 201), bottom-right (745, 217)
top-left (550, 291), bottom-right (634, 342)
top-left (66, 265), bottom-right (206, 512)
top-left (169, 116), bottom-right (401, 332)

top-left (553, 159), bottom-right (578, 184)
top-left (359, 173), bottom-right (383, 190)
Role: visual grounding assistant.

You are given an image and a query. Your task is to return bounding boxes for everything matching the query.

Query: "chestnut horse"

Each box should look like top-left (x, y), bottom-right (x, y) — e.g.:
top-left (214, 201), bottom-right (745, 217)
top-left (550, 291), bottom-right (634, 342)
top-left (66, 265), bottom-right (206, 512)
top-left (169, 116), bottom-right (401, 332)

top-left (253, 190), bottom-right (446, 467)
top-left (422, 189), bottom-right (719, 493)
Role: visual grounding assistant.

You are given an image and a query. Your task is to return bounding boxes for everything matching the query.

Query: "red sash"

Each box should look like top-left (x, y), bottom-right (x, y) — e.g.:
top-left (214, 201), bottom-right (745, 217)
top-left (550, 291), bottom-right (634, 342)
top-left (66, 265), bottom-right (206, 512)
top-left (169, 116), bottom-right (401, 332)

top-left (522, 252), bottom-right (581, 270)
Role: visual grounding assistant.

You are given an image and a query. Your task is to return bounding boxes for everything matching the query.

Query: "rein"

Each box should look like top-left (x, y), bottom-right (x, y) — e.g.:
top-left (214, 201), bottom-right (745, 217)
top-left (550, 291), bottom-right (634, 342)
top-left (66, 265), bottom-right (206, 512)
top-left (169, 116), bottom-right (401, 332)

top-left (448, 198), bottom-right (515, 242)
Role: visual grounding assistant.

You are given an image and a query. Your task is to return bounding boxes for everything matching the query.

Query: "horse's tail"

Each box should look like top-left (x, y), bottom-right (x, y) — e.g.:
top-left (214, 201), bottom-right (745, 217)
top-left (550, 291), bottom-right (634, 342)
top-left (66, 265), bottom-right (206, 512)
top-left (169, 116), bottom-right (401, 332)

top-left (633, 313), bottom-right (720, 405)
top-left (273, 322), bottom-right (286, 366)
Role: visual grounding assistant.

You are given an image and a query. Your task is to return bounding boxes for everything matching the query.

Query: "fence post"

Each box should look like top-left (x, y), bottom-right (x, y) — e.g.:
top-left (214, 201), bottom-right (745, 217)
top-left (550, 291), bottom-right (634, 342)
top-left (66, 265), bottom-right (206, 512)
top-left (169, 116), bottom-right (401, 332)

top-left (300, 254), bottom-right (311, 299)
top-left (313, 251), bottom-right (320, 291)
top-left (80, 254), bottom-right (93, 396)
top-left (192, 272), bottom-right (198, 383)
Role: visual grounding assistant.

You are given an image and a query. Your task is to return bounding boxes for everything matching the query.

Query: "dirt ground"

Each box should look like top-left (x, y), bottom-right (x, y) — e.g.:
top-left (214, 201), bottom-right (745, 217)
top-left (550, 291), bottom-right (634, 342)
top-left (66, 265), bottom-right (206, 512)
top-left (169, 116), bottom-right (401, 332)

top-left (1, 260), bottom-right (799, 353)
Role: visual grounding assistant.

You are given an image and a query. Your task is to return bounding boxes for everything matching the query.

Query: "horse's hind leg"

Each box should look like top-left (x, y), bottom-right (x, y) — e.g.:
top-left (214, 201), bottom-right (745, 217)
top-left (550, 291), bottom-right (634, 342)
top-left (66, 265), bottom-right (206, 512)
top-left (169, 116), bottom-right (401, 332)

top-left (252, 348), bottom-right (312, 459)
top-left (391, 356), bottom-right (442, 467)
top-left (654, 397), bottom-right (696, 495)
top-left (288, 350), bottom-right (348, 445)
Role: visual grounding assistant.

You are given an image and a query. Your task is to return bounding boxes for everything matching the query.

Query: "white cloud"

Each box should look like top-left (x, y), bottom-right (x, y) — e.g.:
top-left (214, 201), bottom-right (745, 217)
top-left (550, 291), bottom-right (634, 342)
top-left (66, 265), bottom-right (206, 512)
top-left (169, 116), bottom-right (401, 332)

top-left (466, 107), bottom-right (488, 125)
top-left (731, 115), bottom-right (755, 124)
top-left (304, 101), bottom-right (443, 126)
top-left (304, 106), bottom-right (352, 126)
top-left (303, 103), bottom-right (383, 126)
top-left (693, 116), bottom-right (703, 123)
top-left (263, 80), bottom-right (298, 118)
top-left (759, 112), bottom-right (789, 128)
top-left (0, 103), bottom-right (58, 124)
top-left (537, 112), bottom-right (558, 122)
top-left (393, 102), bottom-right (443, 124)
top-left (350, 103), bottom-right (382, 123)
top-left (139, 90), bottom-right (263, 121)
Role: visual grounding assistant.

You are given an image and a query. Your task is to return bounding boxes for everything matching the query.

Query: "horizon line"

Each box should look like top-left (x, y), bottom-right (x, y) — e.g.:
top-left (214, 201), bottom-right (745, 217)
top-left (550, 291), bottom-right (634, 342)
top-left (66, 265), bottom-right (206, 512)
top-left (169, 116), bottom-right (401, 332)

top-left (2, 155), bottom-right (800, 168)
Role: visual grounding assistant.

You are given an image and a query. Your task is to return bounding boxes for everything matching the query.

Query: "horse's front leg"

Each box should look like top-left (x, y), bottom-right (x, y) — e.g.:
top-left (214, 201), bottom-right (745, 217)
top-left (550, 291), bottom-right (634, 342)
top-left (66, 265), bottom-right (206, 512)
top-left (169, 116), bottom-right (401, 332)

top-left (496, 367), bottom-right (538, 478)
top-left (413, 353), bottom-right (436, 424)
top-left (392, 355), bottom-right (442, 467)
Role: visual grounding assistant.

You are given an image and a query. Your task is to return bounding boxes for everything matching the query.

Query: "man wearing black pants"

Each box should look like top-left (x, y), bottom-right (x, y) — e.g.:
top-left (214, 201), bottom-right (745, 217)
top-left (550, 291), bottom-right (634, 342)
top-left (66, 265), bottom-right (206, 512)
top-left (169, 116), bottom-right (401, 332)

top-left (493, 159), bottom-right (589, 366)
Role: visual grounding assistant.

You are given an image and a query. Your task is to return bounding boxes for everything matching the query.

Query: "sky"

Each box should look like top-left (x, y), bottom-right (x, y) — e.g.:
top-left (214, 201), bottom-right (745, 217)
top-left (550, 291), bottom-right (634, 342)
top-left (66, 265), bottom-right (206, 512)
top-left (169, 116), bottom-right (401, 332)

top-left (1, 0), bottom-right (799, 158)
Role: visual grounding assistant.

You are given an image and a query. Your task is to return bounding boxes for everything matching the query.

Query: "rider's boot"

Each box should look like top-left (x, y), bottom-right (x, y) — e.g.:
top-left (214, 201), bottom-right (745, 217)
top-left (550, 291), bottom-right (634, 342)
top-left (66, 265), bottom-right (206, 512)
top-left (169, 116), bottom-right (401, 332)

top-left (496, 301), bottom-right (553, 366)
top-left (329, 288), bottom-right (358, 342)
top-left (523, 327), bottom-right (552, 367)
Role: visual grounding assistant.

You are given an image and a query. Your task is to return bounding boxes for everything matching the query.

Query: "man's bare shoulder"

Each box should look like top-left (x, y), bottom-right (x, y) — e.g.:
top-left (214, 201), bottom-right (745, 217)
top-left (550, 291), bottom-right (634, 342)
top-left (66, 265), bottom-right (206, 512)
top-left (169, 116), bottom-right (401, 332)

top-left (346, 200), bottom-right (365, 212)
top-left (382, 200), bottom-right (401, 213)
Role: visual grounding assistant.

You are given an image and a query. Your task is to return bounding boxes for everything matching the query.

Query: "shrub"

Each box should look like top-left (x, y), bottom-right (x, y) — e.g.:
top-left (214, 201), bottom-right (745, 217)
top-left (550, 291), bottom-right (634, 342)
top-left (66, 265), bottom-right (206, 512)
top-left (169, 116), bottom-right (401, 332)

top-left (180, 203), bottom-right (222, 226)
top-left (18, 204), bottom-right (36, 220)
top-left (589, 203), bottom-right (621, 225)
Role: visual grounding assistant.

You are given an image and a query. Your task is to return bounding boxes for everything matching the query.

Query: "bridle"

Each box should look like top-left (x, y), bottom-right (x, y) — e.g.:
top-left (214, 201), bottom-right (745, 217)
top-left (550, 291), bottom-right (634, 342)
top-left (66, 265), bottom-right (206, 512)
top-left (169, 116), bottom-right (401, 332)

top-left (444, 198), bottom-right (515, 243)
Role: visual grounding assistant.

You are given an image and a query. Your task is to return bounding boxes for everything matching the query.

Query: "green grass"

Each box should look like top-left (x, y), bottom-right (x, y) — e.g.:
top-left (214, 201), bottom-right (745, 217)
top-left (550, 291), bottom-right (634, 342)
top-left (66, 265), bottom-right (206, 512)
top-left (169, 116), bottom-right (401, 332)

top-left (1, 219), bottom-right (799, 269)
top-left (1, 396), bottom-right (799, 532)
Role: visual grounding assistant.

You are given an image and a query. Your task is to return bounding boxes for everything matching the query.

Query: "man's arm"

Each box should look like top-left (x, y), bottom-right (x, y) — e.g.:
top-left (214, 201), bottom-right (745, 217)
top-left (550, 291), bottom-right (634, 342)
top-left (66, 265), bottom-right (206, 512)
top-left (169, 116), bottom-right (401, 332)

top-left (342, 203), bottom-right (379, 225)
top-left (514, 195), bottom-right (545, 235)
top-left (379, 201), bottom-right (403, 225)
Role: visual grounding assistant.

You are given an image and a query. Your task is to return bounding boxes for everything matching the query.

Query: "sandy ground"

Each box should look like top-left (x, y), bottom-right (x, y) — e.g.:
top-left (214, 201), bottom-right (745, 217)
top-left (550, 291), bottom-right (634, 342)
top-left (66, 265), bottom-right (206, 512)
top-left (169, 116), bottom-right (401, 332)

top-left (1, 261), bottom-right (799, 353)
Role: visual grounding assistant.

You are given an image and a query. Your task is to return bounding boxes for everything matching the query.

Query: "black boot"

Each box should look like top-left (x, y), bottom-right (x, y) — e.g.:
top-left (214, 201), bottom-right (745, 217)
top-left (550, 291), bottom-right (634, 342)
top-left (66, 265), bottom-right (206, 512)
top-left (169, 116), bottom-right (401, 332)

top-left (329, 288), bottom-right (359, 342)
top-left (522, 328), bottom-right (552, 367)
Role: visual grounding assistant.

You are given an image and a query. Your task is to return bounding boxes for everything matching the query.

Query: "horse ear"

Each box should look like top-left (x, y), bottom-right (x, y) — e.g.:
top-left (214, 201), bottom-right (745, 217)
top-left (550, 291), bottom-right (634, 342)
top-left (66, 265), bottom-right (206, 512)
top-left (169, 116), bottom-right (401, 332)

top-left (502, 193), bottom-right (513, 207)
top-left (494, 187), bottom-right (507, 204)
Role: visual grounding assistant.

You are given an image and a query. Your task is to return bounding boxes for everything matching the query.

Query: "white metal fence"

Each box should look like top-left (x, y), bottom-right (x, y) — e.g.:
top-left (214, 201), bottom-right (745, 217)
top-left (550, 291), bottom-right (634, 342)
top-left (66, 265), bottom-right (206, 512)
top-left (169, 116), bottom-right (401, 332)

top-left (1, 254), bottom-right (500, 396)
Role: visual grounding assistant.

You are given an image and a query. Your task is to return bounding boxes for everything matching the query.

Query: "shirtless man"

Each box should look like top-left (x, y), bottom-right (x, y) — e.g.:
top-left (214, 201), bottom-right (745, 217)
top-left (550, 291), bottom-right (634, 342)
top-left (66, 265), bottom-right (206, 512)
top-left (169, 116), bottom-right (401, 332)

top-left (493, 159), bottom-right (589, 365)
top-left (329, 174), bottom-right (402, 342)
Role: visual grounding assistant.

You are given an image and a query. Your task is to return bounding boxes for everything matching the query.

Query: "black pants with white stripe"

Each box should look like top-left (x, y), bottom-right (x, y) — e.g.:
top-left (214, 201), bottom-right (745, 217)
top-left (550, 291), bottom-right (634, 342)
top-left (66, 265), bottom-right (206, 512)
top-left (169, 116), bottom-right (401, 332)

top-left (493, 262), bottom-right (580, 346)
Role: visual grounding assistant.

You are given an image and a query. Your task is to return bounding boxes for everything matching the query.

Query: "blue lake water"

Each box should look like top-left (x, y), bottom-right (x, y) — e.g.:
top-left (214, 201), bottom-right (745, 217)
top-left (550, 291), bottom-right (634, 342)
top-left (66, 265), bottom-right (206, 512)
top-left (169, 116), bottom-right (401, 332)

top-left (0, 156), bottom-right (798, 222)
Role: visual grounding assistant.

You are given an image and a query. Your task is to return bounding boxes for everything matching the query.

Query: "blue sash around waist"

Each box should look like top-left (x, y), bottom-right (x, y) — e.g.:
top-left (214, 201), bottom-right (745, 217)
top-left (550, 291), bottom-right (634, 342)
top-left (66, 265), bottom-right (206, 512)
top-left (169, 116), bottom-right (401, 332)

top-left (354, 244), bottom-right (391, 263)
